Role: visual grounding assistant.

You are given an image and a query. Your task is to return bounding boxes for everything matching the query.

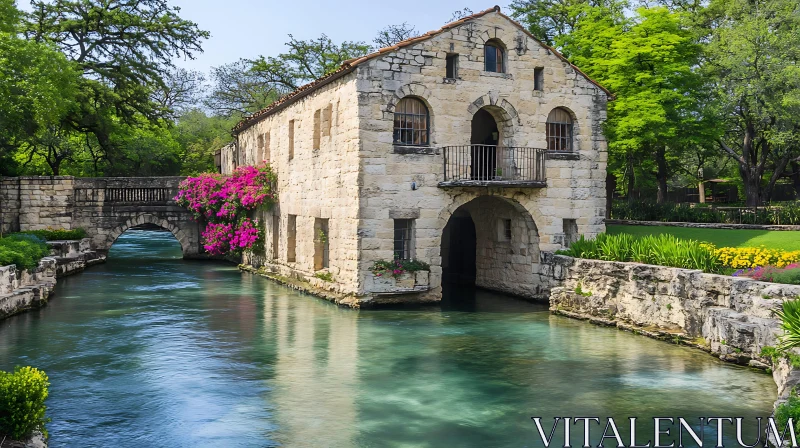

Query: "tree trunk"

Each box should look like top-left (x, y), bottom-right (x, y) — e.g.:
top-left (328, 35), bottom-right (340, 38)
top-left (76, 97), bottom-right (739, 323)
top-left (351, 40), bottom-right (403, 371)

top-left (742, 166), bottom-right (761, 206)
top-left (655, 147), bottom-right (668, 204)
top-left (605, 172), bottom-right (616, 219)
top-left (626, 154), bottom-right (636, 203)
top-left (791, 162), bottom-right (800, 200)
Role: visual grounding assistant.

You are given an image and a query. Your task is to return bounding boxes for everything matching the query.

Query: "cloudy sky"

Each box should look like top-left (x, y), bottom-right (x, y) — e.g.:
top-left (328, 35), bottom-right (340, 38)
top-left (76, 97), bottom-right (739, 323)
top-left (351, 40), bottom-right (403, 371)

top-left (166, 0), bottom-right (512, 74)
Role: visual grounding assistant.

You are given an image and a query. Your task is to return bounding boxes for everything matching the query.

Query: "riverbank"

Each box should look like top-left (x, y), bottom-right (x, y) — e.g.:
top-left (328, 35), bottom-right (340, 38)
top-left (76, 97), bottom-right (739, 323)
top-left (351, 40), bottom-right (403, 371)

top-left (543, 253), bottom-right (800, 426)
top-left (0, 238), bottom-right (105, 320)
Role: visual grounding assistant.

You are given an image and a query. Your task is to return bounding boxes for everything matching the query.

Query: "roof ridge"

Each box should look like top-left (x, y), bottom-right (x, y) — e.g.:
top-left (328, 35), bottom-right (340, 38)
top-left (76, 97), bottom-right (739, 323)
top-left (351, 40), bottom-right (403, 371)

top-left (233, 5), bottom-right (609, 134)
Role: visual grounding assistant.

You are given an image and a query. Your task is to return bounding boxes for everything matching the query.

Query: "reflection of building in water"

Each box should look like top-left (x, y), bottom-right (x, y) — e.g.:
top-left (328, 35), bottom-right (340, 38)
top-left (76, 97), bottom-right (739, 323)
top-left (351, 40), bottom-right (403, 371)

top-left (263, 292), bottom-right (359, 446)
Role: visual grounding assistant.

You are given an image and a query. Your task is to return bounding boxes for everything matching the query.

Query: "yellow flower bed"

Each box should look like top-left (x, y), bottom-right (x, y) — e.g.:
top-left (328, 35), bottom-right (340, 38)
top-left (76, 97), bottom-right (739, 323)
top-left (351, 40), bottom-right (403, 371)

top-left (701, 244), bottom-right (800, 269)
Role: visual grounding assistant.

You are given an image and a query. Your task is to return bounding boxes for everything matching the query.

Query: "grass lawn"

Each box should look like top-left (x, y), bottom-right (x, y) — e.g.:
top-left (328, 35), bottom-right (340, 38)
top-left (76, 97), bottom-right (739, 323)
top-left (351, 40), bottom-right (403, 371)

top-left (607, 224), bottom-right (800, 251)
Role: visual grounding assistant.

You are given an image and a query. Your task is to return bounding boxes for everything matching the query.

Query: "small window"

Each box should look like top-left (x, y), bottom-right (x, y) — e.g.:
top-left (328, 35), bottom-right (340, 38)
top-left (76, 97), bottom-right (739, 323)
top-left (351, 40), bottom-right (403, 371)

top-left (323, 104), bottom-right (332, 137)
top-left (393, 98), bottom-right (429, 146)
top-left (503, 219), bottom-right (512, 240)
top-left (256, 134), bottom-right (264, 164)
top-left (314, 218), bottom-right (329, 270)
top-left (446, 54), bottom-right (459, 79)
top-left (546, 108), bottom-right (574, 151)
top-left (484, 41), bottom-right (505, 73)
top-left (393, 219), bottom-right (414, 260)
top-left (271, 214), bottom-right (279, 259)
top-left (563, 219), bottom-right (578, 247)
top-left (288, 119), bottom-right (295, 160)
top-left (263, 132), bottom-right (271, 164)
top-left (534, 68), bottom-right (544, 91)
top-left (313, 109), bottom-right (321, 150)
top-left (287, 215), bottom-right (296, 262)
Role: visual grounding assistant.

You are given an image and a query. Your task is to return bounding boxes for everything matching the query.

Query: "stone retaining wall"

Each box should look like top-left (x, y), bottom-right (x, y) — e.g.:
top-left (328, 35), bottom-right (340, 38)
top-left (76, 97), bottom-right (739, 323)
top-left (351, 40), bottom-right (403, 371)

top-left (541, 254), bottom-right (800, 408)
top-left (606, 219), bottom-right (800, 231)
top-left (0, 239), bottom-right (106, 320)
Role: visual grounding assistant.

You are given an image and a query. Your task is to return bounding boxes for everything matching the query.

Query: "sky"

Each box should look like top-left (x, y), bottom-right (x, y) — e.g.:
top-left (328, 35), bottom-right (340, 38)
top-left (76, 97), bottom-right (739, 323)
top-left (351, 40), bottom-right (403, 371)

top-left (165, 0), bottom-right (513, 74)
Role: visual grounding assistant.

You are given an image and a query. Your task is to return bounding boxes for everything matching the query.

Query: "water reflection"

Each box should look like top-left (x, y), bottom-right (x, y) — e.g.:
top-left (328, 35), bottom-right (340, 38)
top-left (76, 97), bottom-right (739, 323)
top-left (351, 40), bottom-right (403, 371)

top-left (0, 230), bottom-right (777, 447)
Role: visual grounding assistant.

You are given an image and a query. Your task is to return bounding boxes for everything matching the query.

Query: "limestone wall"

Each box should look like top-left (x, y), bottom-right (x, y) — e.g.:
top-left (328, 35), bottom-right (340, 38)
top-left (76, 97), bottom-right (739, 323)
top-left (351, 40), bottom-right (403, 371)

top-left (235, 76), bottom-right (363, 294)
top-left (0, 176), bottom-right (75, 233)
top-left (355, 11), bottom-right (607, 299)
top-left (544, 254), bottom-right (796, 373)
top-left (0, 258), bottom-right (57, 319)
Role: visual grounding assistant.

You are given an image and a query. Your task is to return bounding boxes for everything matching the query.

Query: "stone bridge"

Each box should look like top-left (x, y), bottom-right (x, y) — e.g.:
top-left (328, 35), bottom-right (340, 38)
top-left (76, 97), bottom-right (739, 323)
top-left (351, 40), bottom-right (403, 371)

top-left (0, 176), bottom-right (202, 257)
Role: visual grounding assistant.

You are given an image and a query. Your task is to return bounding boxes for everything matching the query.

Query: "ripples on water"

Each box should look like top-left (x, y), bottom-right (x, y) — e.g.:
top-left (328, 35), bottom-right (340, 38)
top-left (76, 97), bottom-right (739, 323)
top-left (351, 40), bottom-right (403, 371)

top-left (0, 230), bottom-right (776, 447)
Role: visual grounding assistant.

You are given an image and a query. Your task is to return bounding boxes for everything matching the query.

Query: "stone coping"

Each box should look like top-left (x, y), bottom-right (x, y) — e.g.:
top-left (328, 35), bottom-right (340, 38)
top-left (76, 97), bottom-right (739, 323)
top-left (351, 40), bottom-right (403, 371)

top-left (605, 219), bottom-right (800, 231)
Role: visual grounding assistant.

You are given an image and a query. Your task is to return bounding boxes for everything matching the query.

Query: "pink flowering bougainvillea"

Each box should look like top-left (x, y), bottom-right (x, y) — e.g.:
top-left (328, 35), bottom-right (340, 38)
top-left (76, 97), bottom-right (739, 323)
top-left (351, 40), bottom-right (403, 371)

top-left (174, 163), bottom-right (277, 255)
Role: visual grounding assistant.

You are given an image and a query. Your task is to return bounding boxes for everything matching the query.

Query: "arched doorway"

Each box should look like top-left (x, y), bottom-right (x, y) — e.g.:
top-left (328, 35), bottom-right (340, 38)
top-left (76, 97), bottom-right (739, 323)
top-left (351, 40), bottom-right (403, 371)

top-left (470, 108), bottom-right (499, 180)
top-left (440, 196), bottom-right (540, 298)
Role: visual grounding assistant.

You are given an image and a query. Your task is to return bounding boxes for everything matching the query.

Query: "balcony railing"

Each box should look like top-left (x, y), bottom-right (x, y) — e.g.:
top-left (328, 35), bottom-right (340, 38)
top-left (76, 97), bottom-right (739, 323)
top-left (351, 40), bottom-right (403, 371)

top-left (441, 145), bottom-right (547, 187)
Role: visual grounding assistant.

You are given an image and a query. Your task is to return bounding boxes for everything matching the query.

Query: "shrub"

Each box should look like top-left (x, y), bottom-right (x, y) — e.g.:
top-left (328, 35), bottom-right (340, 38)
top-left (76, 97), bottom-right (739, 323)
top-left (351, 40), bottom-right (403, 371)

top-left (734, 265), bottom-right (800, 285)
top-left (0, 366), bottom-right (50, 440)
top-left (371, 259), bottom-right (431, 278)
top-left (558, 233), bottom-right (723, 273)
top-left (611, 200), bottom-right (800, 225)
top-left (174, 164), bottom-right (276, 256)
top-left (775, 394), bottom-right (800, 437)
top-left (774, 299), bottom-right (800, 352)
top-left (314, 272), bottom-right (334, 282)
top-left (0, 237), bottom-right (49, 270)
top-left (12, 228), bottom-right (87, 241)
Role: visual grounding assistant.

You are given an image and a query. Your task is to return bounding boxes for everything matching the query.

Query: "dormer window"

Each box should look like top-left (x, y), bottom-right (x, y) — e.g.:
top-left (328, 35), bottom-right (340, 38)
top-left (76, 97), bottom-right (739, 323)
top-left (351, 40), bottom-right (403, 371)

top-left (484, 40), bottom-right (505, 73)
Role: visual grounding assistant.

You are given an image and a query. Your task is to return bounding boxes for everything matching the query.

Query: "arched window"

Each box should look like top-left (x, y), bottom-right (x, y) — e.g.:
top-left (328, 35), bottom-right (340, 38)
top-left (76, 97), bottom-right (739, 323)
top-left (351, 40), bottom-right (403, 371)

top-left (393, 97), bottom-right (429, 146)
top-left (546, 108), bottom-right (574, 151)
top-left (484, 40), bottom-right (505, 73)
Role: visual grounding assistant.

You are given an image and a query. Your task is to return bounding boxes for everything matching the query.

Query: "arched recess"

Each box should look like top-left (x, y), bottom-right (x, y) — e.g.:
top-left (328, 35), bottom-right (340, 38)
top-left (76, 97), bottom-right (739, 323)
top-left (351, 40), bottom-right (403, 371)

top-left (104, 213), bottom-right (192, 255)
top-left (467, 95), bottom-right (520, 147)
top-left (438, 195), bottom-right (541, 299)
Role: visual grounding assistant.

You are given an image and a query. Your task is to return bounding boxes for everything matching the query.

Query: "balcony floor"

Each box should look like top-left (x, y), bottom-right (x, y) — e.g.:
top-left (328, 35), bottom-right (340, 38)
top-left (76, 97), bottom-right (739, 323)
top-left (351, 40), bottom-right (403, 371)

top-left (438, 180), bottom-right (547, 188)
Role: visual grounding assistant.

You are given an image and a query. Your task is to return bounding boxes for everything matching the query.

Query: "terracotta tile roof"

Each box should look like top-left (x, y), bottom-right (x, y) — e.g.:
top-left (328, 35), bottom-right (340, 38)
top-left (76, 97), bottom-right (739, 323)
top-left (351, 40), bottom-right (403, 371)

top-left (233, 5), bottom-right (611, 134)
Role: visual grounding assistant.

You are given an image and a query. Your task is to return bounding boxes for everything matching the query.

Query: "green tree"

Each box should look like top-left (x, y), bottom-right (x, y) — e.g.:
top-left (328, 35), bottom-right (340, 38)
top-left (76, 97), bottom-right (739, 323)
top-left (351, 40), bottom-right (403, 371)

top-left (172, 109), bottom-right (237, 175)
top-left (705, 0), bottom-right (800, 205)
top-left (205, 60), bottom-right (285, 117)
top-left (249, 34), bottom-right (371, 92)
top-left (563, 5), bottom-right (710, 202)
top-left (22, 0), bottom-right (209, 172)
top-left (0, 0), bottom-right (78, 175)
top-left (374, 23), bottom-right (418, 48)
top-left (511, 0), bottom-right (627, 48)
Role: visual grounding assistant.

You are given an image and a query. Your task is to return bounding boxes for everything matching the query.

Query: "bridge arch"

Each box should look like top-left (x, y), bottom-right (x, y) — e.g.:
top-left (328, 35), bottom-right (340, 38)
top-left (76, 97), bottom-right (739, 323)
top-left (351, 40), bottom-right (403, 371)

top-left (103, 214), bottom-right (195, 256)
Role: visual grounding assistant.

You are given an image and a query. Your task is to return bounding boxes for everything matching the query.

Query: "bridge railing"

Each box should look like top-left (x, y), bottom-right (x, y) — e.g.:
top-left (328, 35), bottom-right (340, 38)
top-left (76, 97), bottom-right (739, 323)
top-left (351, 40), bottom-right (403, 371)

top-left (104, 188), bottom-right (173, 203)
top-left (74, 187), bottom-right (177, 204)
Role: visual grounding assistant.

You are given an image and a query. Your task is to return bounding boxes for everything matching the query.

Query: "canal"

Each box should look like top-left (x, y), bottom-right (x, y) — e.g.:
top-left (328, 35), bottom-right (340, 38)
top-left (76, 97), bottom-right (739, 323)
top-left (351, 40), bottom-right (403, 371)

top-left (0, 231), bottom-right (776, 447)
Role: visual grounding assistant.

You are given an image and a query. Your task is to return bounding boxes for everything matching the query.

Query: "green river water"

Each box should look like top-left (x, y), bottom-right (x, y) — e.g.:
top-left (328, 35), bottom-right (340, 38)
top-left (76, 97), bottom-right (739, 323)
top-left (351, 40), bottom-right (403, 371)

top-left (0, 230), bottom-right (777, 447)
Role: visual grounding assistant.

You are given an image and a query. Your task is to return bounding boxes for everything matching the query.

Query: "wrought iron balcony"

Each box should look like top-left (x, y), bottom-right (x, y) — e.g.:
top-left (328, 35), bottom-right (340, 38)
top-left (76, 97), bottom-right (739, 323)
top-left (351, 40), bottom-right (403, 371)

top-left (440, 145), bottom-right (547, 188)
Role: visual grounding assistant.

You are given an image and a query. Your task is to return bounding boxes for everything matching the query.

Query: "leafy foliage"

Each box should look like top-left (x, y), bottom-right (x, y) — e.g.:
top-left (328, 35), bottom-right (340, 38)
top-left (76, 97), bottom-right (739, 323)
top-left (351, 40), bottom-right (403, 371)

top-left (612, 201), bottom-right (800, 225)
top-left (374, 23), bottom-right (418, 48)
top-left (0, 366), bottom-right (50, 440)
top-left (558, 233), bottom-right (723, 273)
top-left (774, 300), bottom-right (800, 352)
top-left (371, 259), bottom-right (430, 278)
top-left (13, 228), bottom-right (86, 241)
top-left (174, 165), bottom-right (277, 255)
top-left (0, 236), bottom-right (50, 270)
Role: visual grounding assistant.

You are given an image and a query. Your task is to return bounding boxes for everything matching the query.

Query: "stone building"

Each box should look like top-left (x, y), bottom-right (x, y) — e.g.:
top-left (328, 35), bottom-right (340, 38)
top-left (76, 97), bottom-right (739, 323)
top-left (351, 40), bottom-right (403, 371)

top-left (221, 6), bottom-right (610, 306)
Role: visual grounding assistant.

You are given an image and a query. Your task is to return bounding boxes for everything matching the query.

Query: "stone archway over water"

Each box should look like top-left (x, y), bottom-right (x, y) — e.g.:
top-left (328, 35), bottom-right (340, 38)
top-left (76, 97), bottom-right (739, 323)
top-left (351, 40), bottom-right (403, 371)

top-left (440, 196), bottom-right (541, 299)
top-left (102, 213), bottom-right (195, 256)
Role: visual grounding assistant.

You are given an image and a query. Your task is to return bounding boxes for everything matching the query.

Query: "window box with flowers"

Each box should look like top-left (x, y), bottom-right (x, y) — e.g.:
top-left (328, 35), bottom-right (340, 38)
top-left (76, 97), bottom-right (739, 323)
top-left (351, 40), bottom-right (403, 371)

top-left (368, 259), bottom-right (431, 293)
